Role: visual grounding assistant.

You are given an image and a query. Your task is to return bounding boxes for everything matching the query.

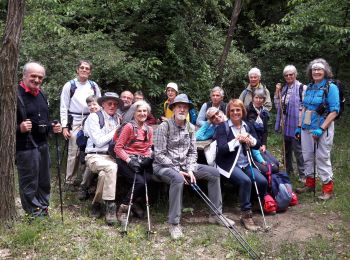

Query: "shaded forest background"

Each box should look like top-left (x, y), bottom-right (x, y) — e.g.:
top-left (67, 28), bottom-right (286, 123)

top-left (0, 0), bottom-right (349, 118)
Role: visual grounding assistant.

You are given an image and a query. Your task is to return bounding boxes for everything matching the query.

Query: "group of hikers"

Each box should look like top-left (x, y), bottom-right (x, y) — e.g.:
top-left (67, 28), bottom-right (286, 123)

top-left (16, 57), bottom-right (340, 240)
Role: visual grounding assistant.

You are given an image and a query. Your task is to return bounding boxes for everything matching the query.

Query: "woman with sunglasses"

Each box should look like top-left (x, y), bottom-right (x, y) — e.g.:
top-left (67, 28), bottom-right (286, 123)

top-left (274, 65), bottom-right (306, 182)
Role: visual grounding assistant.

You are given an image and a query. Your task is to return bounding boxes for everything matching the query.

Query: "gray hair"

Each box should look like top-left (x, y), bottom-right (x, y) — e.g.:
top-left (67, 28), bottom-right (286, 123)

top-left (306, 58), bottom-right (333, 80)
top-left (23, 62), bottom-right (46, 77)
top-left (206, 107), bottom-right (220, 119)
top-left (283, 65), bottom-right (298, 77)
top-left (248, 67), bottom-right (261, 77)
top-left (253, 88), bottom-right (266, 99)
top-left (210, 86), bottom-right (224, 97)
top-left (133, 100), bottom-right (151, 114)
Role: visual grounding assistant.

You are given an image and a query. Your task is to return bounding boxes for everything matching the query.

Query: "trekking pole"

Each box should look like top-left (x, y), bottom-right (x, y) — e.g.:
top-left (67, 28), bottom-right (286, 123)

top-left (121, 172), bottom-right (137, 236)
top-left (144, 172), bottom-right (156, 238)
top-left (313, 141), bottom-right (317, 198)
top-left (190, 183), bottom-right (260, 260)
top-left (278, 87), bottom-right (287, 171)
top-left (246, 147), bottom-right (269, 231)
top-left (53, 120), bottom-right (64, 223)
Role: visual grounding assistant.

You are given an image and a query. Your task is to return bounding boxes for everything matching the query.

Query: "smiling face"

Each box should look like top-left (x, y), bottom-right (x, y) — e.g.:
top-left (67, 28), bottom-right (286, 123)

top-left (76, 61), bottom-right (91, 82)
top-left (121, 91), bottom-right (134, 108)
top-left (229, 104), bottom-right (243, 124)
top-left (166, 87), bottom-right (177, 101)
top-left (312, 68), bottom-right (325, 83)
top-left (209, 110), bottom-right (225, 125)
top-left (23, 63), bottom-right (45, 91)
top-left (87, 101), bottom-right (100, 113)
top-left (134, 105), bottom-right (148, 124)
top-left (102, 99), bottom-right (118, 116)
top-left (284, 71), bottom-right (296, 85)
top-left (249, 74), bottom-right (260, 88)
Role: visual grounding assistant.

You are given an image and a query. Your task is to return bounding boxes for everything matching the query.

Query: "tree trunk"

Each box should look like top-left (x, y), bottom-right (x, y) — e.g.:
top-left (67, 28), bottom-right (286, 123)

top-left (214, 0), bottom-right (242, 86)
top-left (0, 0), bottom-right (25, 222)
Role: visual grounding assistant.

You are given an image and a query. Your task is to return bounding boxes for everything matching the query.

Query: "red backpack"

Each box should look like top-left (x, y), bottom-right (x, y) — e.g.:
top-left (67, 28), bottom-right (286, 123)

top-left (263, 194), bottom-right (277, 214)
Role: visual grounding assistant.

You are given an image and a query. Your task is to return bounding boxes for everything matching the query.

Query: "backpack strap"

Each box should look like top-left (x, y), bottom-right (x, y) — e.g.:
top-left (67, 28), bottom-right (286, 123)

top-left (88, 80), bottom-right (97, 96)
top-left (242, 89), bottom-right (249, 104)
top-left (69, 80), bottom-right (77, 98)
top-left (96, 110), bottom-right (105, 129)
top-left (205, 101), bottom-right (212, 112)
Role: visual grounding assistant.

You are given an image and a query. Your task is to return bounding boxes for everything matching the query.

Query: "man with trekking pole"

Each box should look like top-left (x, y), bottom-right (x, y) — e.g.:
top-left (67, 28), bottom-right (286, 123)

top-left (295, 59), bottom-right (340, 200)
top-left (16, 62), bottom-right (62, 218)
top-left (153, 94), bottom-right (235, 240)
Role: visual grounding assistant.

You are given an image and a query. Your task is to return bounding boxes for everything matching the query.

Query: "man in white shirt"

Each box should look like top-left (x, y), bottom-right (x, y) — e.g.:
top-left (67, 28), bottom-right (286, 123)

top-left (84, 92), bottom-right (122, 225)
top-left (60, 60), bottom-right (101, 189)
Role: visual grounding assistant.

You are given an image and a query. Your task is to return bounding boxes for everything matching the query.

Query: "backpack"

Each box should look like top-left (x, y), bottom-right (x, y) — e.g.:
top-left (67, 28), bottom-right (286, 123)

top-left (270, 171), bottom-right (293, 212)
top-left (205, 101), bottom-right (227, 114)
top-left (189, 107), bottom-right (198, 125)
top-left (70, 79), bottom-right (97, 98)
top-left (76, 110), bottom-right (105, 163)
top-left (108, 120), bottom-right (151, 159)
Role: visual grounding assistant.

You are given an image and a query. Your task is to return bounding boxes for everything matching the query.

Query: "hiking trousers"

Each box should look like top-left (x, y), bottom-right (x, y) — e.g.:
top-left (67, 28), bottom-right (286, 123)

top-left (154, 164), bottom-right (222, 225)
top-left (301, 122), bottom-right (334, 184)
top-left (85, 154), bottom-right (117, 202)
top-left (65, 124), bottom-right (81, 184)
top-left (16, 143), bottom-right (50, 214)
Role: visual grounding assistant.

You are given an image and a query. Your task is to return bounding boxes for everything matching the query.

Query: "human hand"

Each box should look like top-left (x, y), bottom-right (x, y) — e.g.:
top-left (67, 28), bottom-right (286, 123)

top-left (128, 157), bottom-right (141, 173)
top-left (20, 119), bottom-right (32, 133)
top-left (237, 133), bottom-right (251, 145)
top-left (312, 128), bottom-right (324, 139)
top-left (294, 127), bottom-right (301, 140)
top-left (63, 128), bottom-right (71, 139)
top-left (276, 83), bottom-right (282, 92)
top-left (52, 120), bottom-right (62, 134)
top-left (180, 170), bottom-right (196, 184)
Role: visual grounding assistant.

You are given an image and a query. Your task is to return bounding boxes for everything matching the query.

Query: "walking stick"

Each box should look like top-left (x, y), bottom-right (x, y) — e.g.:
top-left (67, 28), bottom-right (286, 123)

top-left (53, 120), bottom-right (64, 223)
top-left (277, 86), bottom-right (287, 171)
top-left (121, 172), bottom-right (137, 236)
top-left (246, 147), bottom-right (269, 231)
top-left (313, 141), bottom-right (317, 198)
top-left (144, 172), bottom-right (156, 238)
top-left (190, 183), bottom-right (260, 259)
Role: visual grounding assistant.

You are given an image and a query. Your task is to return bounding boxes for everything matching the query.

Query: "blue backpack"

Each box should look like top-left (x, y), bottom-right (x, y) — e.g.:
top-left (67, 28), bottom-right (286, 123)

top-left (270, 171), bottom-right (293, 212)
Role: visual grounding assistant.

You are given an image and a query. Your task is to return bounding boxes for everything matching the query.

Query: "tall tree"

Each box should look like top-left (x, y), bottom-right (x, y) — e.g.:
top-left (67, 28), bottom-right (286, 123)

top-left (215, 0), bottom-right (242, 86)
top-left (0, 0), bottom-right (25, 222)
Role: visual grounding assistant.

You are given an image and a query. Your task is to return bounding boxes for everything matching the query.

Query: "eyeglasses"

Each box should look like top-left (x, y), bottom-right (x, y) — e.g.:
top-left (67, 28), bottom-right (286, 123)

top-left (284, 73), bottom-right (294, 77)
top-left (210, 111), bottom-right (220, 121)
top-left (79, 66), bottom-right (91, 71)
top-left (105, 101), bottom-right (117, 107)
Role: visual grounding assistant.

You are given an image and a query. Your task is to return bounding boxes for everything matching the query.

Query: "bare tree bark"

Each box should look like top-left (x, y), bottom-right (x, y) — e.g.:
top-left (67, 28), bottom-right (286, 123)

top-left (214, 0), bottom-right (242, 86)
top-left (0, 0), bottom-right (25, 222)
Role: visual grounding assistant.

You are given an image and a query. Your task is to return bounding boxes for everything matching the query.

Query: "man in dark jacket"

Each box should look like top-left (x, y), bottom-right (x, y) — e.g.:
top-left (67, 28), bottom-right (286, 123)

top-left (16, 62), bottom-right (62, 218)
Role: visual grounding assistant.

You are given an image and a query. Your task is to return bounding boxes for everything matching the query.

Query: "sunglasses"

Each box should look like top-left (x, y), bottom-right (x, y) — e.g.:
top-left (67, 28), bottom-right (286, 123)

top-left (284, 73), bottom-right (294, 77)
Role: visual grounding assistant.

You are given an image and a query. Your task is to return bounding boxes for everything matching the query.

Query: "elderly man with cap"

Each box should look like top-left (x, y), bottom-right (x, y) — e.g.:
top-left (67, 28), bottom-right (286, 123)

top-left (84, 92), bottom-right (122, 224)
top-left (239, 67), bottom-right (272, 111)
top-left (153, 94), bottom-right (235, 240)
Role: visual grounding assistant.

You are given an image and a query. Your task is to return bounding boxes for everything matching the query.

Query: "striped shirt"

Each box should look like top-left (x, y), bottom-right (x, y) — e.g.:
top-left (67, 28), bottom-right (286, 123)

top-left (153, 118), bottom-right (197, 172)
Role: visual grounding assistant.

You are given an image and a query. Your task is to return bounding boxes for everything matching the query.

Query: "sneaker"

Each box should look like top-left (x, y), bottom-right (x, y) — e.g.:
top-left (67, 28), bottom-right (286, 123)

top-left (91, 202), bottom-right (102, 219)
top-left (208, 214), bottom-right (235, 227)
top-left (105, 201), bottom-right (118, 225)
top-left (318, 192), bottom-right (333, 201)
top-left (240, 211), bottom-right (260, 231)
top-left (169, 224), bottom-right (183, 239)
top-left (117, 204), bottom-right (129, 227)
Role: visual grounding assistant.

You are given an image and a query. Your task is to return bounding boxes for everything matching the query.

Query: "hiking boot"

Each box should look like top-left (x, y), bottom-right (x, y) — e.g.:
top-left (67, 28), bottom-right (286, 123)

top-left (105, 201), bottom-right (118, 225)
top-left (240, 211), bottom-right (260, 231)
top-left (117, 204), bottom-right (129, 227)
top-left (318, 192), bottom-right (333, 200)
top-left (132, 202), bottom-right (145, 219)
top-left (208, 214), bottom-right (235, 227)
top-left (169, 224), bottom-right (183, 240)
top-left (296, 177), bottom-right (315, 194)
top-left (77, 185), bottom-right (89, 201)
top-left (91, 202), bottom-right (102, 219)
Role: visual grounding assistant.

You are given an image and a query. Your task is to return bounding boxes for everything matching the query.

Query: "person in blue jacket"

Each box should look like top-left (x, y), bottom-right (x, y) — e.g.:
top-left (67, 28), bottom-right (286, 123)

top-left (196, 107), bottom-right (227, 141)
top-left (295, 58), bottom-right (340, 200)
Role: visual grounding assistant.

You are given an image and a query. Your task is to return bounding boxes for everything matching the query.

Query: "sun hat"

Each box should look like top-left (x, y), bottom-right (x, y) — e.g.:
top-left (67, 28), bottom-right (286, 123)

top-left (165, 82), bottom-right (178, 93)
top-left (169, 93), bottom-right (194, 110)
top-left (97, 92), bottom-right (123, 109)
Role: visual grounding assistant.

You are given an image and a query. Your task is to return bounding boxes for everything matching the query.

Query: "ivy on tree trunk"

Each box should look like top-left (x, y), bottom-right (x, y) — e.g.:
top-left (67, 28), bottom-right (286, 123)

top-left (0, 0), bottom-right (25, 222)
